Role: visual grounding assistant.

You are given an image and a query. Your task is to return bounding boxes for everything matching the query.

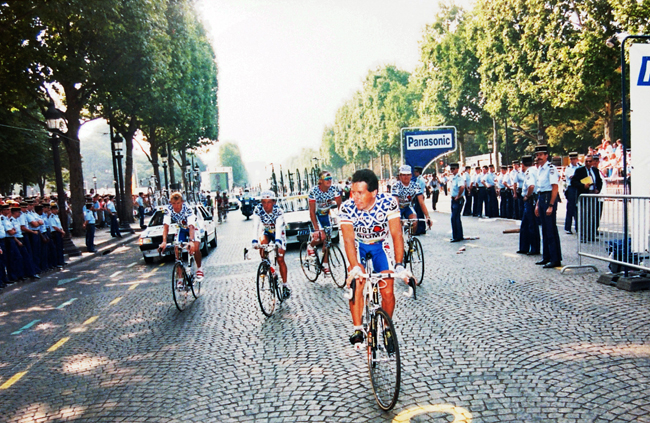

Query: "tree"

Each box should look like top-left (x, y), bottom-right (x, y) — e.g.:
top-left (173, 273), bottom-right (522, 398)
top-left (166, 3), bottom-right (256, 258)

top-left (219, 142), bottom-right (248, 187)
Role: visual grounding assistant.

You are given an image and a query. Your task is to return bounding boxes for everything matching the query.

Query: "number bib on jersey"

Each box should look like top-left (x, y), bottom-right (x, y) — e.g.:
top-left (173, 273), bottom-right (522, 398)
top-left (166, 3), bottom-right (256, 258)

top-left (308, 185), bottom-right (340, 216)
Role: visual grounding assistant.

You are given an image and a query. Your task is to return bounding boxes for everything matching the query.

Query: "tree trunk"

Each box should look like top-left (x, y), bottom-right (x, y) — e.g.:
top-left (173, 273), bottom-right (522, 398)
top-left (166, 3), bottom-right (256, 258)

top-left (492, 118), bottom-right (498, 167)
top-left (458, 130), bottom-right (465, 165)
top-left (123, 121), bottom-right (137, 223)
top-left (604, 90), bottom-right (614, 143)
top-left (180, 148), bottom-right (188, 193)
top-left (167, 143), bottom-right (176, 188)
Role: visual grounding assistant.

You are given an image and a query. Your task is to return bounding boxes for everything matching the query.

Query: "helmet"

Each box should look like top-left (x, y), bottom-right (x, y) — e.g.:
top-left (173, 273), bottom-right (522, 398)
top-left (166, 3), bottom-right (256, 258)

top-left (260, 190), bottom-right (276, 200)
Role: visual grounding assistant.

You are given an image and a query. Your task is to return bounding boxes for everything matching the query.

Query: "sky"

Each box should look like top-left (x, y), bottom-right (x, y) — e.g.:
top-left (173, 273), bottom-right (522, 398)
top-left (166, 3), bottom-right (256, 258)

top-left (195, 0), bottom-right (474, 168)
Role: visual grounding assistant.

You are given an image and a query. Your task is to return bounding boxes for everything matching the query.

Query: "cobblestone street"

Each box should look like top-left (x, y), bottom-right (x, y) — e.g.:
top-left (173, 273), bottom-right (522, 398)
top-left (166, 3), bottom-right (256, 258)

top-left (1, 208), bottom-right (649, 422)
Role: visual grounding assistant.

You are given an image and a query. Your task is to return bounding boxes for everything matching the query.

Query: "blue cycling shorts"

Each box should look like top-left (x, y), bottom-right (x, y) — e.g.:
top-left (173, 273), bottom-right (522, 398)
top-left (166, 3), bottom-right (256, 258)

top-left (312, 214), bottom-right (331, 231)
top-left (177, 228), bottom-right (190, 243)
top-left (357, 240), bottom-right (394, 273)
top-left (399, 206), bottom-right (415, 220)
top-left (263, 230), bottom-right (286, 250)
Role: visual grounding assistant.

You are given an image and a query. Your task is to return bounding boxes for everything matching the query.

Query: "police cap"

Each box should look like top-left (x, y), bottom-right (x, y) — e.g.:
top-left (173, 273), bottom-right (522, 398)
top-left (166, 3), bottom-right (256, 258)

top-left (449, 163), bottom-right (459, 169)
top-left (592, 153), bottom-right (600, 160)
top-left (413, 166), bottom-right (423, 173)
top-left (534, 144), bottom-right (549, 154)
top-left (569, 152), bottom-right (579, 159)
top-left (521, 155), bottom-right (534, 166)
top-left (11, 206), bottom-right (21, 212)
top-left (500, 165), bottom-right (507, 170)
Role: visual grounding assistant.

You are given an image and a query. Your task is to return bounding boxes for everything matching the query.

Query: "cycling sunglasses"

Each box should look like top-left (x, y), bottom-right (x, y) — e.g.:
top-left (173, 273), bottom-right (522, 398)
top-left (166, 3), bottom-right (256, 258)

top-left (322, 175), bottom-right (333, 181)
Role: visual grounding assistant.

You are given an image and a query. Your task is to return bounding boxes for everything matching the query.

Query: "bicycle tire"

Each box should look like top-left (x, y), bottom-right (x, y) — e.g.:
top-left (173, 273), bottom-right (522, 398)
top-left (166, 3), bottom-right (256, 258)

top-left (368, 308), bottom-right (401, 411)
top-left (274, 273), bottom-right (284, 303)
top-left (256, 262), bottom-right (276, 316)
top-left (189, 256), bottom-right (201, 299)
top-left (299, 241), bottom-right (320, 282)
top-left (172, 262), bottom-right (190, 311)
top-left (328, 244), bottom-right (347, 289)
top-left (409, 237), bottom-right (425, 286)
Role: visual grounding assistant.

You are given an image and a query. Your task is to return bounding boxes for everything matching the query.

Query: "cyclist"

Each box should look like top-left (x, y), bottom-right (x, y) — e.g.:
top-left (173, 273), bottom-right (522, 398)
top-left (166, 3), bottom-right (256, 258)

top-left (340, 169), bottom-right (409, 348)
top-left (158, 192), bottom-right (204, 282)
top-left (307, 170), bottom-right (342, 276)
top-left (252, 190), bottom-right (291, 300)
top-left (392, 164), bottom-right (432, 234)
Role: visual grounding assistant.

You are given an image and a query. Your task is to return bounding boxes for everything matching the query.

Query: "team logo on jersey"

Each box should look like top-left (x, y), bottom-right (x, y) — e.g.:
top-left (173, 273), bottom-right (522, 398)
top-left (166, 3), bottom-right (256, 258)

top-left (373, 225), bottom-right (382, 232)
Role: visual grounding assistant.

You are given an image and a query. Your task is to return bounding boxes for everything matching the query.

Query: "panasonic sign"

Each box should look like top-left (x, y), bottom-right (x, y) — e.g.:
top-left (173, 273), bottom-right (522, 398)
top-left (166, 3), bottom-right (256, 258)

top-left (401, 126), bottom-right (457, 170)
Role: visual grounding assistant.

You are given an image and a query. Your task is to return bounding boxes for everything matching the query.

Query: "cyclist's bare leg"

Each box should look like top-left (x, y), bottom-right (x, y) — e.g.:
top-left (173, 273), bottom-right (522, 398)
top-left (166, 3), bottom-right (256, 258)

top-left (259, 237), bottom-right (269, 259)
top-left (349, 276), bottom-right (366, 326)
top-left (379, 271), bottom-right (395, 318)
top-left (193, 240), bottom-right (202, 268)
top-left (409, 213), bottom-right (417, 235)
top-left (277, 248), bottom-right (287, 283)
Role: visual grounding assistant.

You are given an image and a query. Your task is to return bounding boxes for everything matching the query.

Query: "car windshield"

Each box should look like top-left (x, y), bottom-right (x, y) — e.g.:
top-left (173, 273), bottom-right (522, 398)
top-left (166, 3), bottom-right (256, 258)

top-left (148, 210), bottom-right (165, 227)
top-left (279, 197), bottom-right (309, 213)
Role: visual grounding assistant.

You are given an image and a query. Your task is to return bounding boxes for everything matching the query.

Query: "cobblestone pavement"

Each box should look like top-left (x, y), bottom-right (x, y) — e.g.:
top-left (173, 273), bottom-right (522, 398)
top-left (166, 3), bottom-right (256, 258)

top-left (1, 208), bottom-right (649, 422)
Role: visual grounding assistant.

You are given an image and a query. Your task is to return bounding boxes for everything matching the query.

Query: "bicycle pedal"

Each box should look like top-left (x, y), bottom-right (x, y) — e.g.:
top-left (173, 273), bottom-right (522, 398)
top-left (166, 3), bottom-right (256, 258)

top-left (353, 342), bottom-right (366, 352)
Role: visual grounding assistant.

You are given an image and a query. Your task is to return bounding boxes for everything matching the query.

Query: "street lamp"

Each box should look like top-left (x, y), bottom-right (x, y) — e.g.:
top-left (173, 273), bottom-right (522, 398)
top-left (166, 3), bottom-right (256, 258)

top-left (92, 174), bottom-right (97, 194)
top-left (44, 102), bottom-right (81, 257)
top-left (112, 135), bottom-right (134, 234)
top-left (193, 163), bottom-right (200, 201)
top-left (160, 149), bottom-right (169, 198)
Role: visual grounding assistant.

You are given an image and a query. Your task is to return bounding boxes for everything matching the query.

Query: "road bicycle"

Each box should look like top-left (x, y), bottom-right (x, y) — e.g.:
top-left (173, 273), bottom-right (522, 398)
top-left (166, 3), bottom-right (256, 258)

top-left (345, 261), bottom-right (415, 411)
top-left (401, 218), bottom-right (425, 286)
top-left (299, 226), bottom-right (347, 288)
top-left (255, 243), bottom-right (284, 317)
top-left (169, 241), bottom-right (200, 311)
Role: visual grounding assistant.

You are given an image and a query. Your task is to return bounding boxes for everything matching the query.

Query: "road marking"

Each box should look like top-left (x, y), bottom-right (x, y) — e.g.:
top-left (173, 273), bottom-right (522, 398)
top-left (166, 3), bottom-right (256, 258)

top-left (393, 404), bottom-right (472, 422)
top-left (56, 298), bottom-right (77, 309)
top-left (128, 283), bottom-right (139, 290)
top-left (11, 319), bottom-right (41, 335)
top-left (126, 263), bottom-right (136, 268)
top-left (109, 297), bottom-right (122, 305)
top-left (158, 263), bottom-right (165, 267)
top-left (110, 271), bottom-right (123, 278)
top-left (83, 316), bottom-right (99, 325)
top-left (0, 372), bottom-right (28, 390)
top-left (57, 277), bottom-right (81, 286)
top-left (47, 337), bottom-right (70, 352)
top-left (503, 253), bottom-right (519, 258)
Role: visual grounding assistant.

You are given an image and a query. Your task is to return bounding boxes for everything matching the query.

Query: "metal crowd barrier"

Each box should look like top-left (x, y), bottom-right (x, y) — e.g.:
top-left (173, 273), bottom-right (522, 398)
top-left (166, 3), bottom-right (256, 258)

top-left (562, 194), bottom-right (650, 274)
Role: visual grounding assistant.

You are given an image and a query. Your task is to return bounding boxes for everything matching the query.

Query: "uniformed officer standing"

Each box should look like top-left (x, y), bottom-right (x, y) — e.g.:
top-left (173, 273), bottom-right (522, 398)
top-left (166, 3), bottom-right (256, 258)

top-left (10, 206), bottom-right (38, 279)
top-left (472, 166), bottom-right (481, 217)
top-left (0, 205), bottom-right (8, 288)
top-left (83, 202), bottom-right (97, 253)
top-left (516, 156), bottom-right (540, 255)
top-left (412, 166), bottom-right (427, 235)
top-left (534, 145), bottom-right (562, 268)
top-left (105, 195), bottom-right (122, 238)
top-left (496, 165), bottom-right (510, 218)
top-left (511, 161), bottom-right (525, 220)
top-left (50, 204), bottom-right (65, 267)
top-left (136, 192), bottom-right (146, 229)
top-left (564, 152), bottom-right (580, 234)
top-left (449, 163), bottom-right (465, 242)
top-left (477, 166), bottom-right (489, 217)
top-left (1, 204), bottom-right (23, 282)
top-left (462, 165), bottom-right (473, 216)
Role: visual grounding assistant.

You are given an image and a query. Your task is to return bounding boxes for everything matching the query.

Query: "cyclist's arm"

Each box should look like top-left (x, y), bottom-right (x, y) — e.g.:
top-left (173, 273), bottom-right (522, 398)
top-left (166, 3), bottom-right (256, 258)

top-left (308, 200), bottom-right (319, 231)
top-left (416, 194), bottom-right (431, 223)
top-left (252, 212), bottom-right (261, 243)
top-left (159, 223), bottom-right (169, 252)
top-left (388, 216), bottom-right (405, 266)
top-left (275, 214), bottom-right (286, 246)
top-left (334, 194), bottom-right (342, 209)
top-left (340, 222), bottom-right (361, 270)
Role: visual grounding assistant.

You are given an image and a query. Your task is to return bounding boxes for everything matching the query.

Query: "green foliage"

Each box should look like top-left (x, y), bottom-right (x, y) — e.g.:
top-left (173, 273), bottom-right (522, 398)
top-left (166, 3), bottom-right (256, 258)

top-left (219, 142), bottom-right (248, 186)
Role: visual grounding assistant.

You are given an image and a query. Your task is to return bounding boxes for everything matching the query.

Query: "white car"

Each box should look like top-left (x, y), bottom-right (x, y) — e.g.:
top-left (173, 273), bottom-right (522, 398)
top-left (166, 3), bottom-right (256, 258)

top-left (138, 203), bottom-right (218, 263)
top-left (279, 195), bottom-right (340, 246)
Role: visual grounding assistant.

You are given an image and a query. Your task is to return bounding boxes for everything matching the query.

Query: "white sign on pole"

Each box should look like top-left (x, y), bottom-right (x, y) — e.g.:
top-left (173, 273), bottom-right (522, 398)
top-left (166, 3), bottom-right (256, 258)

top-left (629, 43), bottom-right (650, 252)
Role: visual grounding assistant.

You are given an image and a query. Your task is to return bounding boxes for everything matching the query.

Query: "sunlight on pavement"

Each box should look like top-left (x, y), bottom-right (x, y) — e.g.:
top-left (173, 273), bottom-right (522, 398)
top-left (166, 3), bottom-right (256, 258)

top-left (393, 404), bottom-right (472, 422)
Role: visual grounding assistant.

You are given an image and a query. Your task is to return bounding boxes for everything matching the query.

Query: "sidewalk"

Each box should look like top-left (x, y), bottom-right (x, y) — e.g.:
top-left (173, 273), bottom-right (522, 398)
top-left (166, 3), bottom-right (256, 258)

top-left (63, 222), bottom-right (142, 268)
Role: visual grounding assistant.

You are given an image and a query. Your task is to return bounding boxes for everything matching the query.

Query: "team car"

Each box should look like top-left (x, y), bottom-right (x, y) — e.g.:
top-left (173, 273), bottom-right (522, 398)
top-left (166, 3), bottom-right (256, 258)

top-left (138, 203), bottom-right (218, 263)
top-left (279, 194), bottom-right (340, 246)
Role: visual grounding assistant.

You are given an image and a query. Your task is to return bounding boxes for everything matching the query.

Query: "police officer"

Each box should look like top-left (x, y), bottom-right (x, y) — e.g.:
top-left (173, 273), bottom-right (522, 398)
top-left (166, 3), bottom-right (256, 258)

top-left (50, 204), bottom-right (65, 267)
top-left (412, 166), bottom-right (427, 235)
top-left (496, 165), bottom-right (510, 218)
top-left (487, 164), bottom-right (498, 217)
top-left (472, 166), bottom-right (482, 217)
top-left (10, 206), bottom-right (38, 279)
top-left (477, 166), bottom-right (489, 217)
top-left (0, 204), bottom-right (8, 288)
top-left (136, 192), bottom-right (146, 229)
top-left (462, 165), bottom-right (473, 216)
top-left (105, 195), bottom-right (122, 238)
top-left (511, 160), bottom-right (525, 220)
top-left (516, 156), bottom-right (540, 256)
top-left (83, 201), bottom-right (97, 253)
top-left (564, 152), bottom-right (580, 234)
top-left (449, 163), bottom-right (465, 242)
top-left (534, 145), bottom-right (562, 268)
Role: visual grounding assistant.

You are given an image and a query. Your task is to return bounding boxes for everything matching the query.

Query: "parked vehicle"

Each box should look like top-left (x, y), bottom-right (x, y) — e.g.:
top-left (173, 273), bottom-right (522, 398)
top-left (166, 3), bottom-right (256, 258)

top-left (279, 194), bottom-right (339, 246)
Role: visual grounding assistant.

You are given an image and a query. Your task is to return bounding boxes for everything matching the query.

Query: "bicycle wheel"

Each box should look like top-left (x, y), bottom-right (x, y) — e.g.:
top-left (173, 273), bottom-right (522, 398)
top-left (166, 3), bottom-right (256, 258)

top-left (172, 262), bottom-right (190, 311)
top-left (189, 257), bottom-right (201, 299)
top-left (408, 238), bottom-right (425, 286)
top-left (368, 308), bottom-right (401, 411)
top-left (299, 241), bottom-right (320, 282)
top-left (256, 262), bottom-right (276, 316)
top-left (328, 244), bottom-right (347, 289)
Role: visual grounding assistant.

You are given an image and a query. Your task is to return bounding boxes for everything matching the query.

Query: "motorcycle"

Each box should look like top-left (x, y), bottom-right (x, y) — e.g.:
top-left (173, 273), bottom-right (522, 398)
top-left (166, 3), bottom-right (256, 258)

top-left (240, 197), bottom-right (255, 220)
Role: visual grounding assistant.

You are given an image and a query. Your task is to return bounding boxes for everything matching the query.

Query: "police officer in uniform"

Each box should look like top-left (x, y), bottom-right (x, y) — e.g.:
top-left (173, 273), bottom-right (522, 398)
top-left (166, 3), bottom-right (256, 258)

top-left (50, 204), bottom-right (65, 267)
top-left (472, 166), bottom-right (481, 217)
top-left (105, 195), bottom-right (122, 238)
top-left (83, 201), bottom-right (97, 253)
top-left (449, 163), bottom-right (465, 242)
top-left (564, 152), bottom-right (580, 234)
top-left (497, 165), bottom-right (510, 218)
top-left (512, 161), bottom-right (525, 220)
top-left (462, 165), bottom-right (473, 216)
top-left (534, 145), bottom-right (562, 268)
top-left (0, 205), bottom-right (8, 288)
top-left (10, 206), bottom-right (38, 279)
top-left (516, 156), bottom-right (540, 255)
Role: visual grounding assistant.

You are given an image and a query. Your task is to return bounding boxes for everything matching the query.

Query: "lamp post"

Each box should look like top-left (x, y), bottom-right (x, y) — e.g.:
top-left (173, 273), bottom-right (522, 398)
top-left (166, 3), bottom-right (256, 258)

top-left (92, 174), bottom-right (97, 194)
top-left (193, 163), bottom-right (200, 201)
top-left (113, 135), bottom-right (134, 234)
top-left (44, 103), bottom-right (81, 257)
top-left (160, 150), bottom-right (169, 198)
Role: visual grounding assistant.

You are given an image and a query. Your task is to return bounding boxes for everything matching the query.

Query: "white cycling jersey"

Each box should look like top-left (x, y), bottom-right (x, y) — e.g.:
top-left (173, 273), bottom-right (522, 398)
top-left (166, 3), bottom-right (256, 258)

top-left (339, 193), bottom-right (399, 244)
